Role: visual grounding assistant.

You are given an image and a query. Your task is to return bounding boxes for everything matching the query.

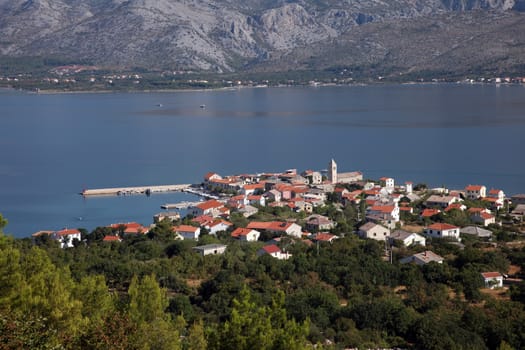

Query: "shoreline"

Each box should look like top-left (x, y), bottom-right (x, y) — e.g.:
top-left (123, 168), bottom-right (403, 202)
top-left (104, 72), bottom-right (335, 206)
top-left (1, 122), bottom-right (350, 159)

top-left (3, 81), bottom-right (522, 96)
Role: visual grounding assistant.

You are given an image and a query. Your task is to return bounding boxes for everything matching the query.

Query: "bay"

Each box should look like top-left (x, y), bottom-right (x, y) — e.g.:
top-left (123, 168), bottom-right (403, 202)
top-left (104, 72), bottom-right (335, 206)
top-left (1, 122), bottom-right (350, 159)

top-left (1, 84), bottom-right (524, 238)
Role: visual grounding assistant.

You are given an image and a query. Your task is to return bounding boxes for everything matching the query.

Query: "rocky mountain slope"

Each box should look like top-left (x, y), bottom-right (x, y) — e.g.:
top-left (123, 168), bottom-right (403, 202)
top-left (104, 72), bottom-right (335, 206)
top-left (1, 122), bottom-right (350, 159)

top-left (1, 0), bottom-right (525, 76)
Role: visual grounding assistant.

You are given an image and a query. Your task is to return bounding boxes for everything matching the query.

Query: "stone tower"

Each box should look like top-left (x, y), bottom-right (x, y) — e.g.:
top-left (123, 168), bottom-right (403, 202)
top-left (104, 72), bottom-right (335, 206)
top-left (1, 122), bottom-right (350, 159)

top-left (328, 159), bottom-right (337, 184)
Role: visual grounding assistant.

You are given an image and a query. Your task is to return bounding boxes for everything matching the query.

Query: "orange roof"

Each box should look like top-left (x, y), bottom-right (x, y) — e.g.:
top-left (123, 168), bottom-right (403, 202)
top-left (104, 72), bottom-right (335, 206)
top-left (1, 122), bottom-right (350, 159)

top-left (481, 272), bottom-right (502, 279)
top-left (192, 215), bottom-right (214, 225)
top-left (247, 195), bottom-right (262, 200)
top-left (231, 227), bottom-right (255, 237)
top-left (421, 209), bottom-right (441, 217)
top-left (103, 235), bottom-right (121, 242)
top-left (480, 212), bottom-right (494, 220)
top-left (172, 225), bottom-right (199, 233)
top-left (399, 207), bottom-right (413, 212)
top-left (197, 200), bottom-right (223, 210)
top-left (109, 222), bottom-right (142, 230)
top-left (55, 228), bottom-right (80, 236)
top-left (313, 233), bottom-right (336, 241)
top-left (209, 219), bottom-right (232, 227)
top-left (370, 205), bottom-right (395, 213)
top-left (244, 183), bottom-right (265, 190)
top-left (427, 223), bottom-right (458, 231)
top-left (468, 207), bottom-right (485, 213)
top-left (445, 203), bottom-right (464, 212)
top-left (247, 221), bottom-right (292, 232)
top-left (489, 189), bottom-right (502, 195)
top-left (262, 245), bottom-right (281, 254)
top-left (204, 172), bottom-right (220, 180)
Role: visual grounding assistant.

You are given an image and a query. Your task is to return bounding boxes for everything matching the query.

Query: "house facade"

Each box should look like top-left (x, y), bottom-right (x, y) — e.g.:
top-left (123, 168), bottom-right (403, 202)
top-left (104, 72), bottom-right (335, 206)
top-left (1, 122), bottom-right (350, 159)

top-left (390, 230), bottom-right (426, 247)
top-left (231, 227), bottom-right (260, 242)
top-left (358, 222), bottom-right (391, 241)
top-left (465, 185), bottom-right (487, 200)
top-left (172, 225), bottom-right (201, 240)
top-left (481, 272), bottom-right (504, 289)
top-left (52, 228), bottom-right (82, 248)
top-left (193, 244), bottom-right (227, 256)
top-left (424, 223), bottom-right (460, 240)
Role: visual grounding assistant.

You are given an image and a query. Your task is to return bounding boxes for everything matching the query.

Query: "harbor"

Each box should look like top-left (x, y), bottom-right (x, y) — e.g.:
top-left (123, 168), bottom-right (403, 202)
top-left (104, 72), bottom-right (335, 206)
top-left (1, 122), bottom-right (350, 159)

top-left (81, 184), bottom-right (192, 197)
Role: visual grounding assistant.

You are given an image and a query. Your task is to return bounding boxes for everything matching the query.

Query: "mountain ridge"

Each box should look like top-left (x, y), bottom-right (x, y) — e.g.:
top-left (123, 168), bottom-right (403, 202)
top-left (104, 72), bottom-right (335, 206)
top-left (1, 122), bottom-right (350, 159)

top-left (1, 0), bottom-right (525, 76)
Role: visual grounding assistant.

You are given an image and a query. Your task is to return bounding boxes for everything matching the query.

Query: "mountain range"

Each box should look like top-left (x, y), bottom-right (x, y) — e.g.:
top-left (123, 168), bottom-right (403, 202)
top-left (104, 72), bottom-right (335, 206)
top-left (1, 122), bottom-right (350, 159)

top-left (1, 0), bottom-right (525, 77)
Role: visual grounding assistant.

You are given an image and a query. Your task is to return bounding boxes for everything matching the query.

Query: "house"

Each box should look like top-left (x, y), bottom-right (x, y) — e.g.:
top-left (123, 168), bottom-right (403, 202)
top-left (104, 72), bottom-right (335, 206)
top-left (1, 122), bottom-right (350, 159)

top-left (379, 177), bottom-right (395, 189)
top-left (305, 214), bottom-right (335, 232)
top-left (192, 215), bottom-right (215, 227)
top-left (193, 244), bottom-right (227, 256)
top-left (231, 227), bottom-right (260, 242)
top-left (243, 183), bottom-right (265, 196)
top-left (207, 219), bottom-right (232, 235)
top-left (237, 204), bottom-right (259, 218)
top-left (481, 272), bottom-right (504, 289)
top-left (367, 204), bottom-right (400, 222)
top-left (109, 222), bottom-right (149, 235)
top-left (247, 195), bottom-right (266, 207)
top-left (471, 211), bottom-right (496, 226)
top-left (425, 195), bottom-right (461, 209)
top-left (487, 189), bottom-right (505, 202)
top-left (228, 195), bottom-right (248, 208)
top-left (153, 211), bottom-right (180, 223)
top-left (511, 204), bottom-right (525, 219)
top-left (172, 225), bottom-right (201, 240)
top-left (204, 172), bottom-right (222, 182)
top-left (405, 182), bottom-right (413, 194)
top-left (390, 230), bottom-right (426, 247)
top-left (358, 222), bottom-right (391, 241)
top-left (302, 170), bottom-right (322, 185)
top-left (247, 221), bottom-right (303, 238)
top-left (424, 223), bottom-right (460, 240)
top-left (257, 244), bottom-right (291, 260)
top-left (465, 185), bottom-right (487, 200)
top-left (266, 189), bottom-right (282, 202)
top-left (460, 226), bottom-right (493, 238)
top-left (310, 232), bottom-right (338, 243)
top-left (188, 199), bottom-right (224, 217)
top-left (52, 228), bottom-right (82, 248)
top-left (400, 251), bottom-right (444, 265)
top-left (420, 208), bottom-right (441, 219)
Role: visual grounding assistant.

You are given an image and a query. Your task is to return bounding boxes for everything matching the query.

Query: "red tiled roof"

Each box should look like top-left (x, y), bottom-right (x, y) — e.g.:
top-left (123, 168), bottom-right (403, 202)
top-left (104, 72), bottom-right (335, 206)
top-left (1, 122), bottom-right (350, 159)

top-left (231, 227), bottom-right (254, 237)
top-left (103, 235), bottom-right (120, 242)
top-left (262, 244), bottom-right (281, 254)
top-left (421, 209), bottom-right (441, 217)
top-left (445, 203), bottom-right (464, 212)
top-left (109, 222), bottom-right (142, 230)
top-left (244, 183), bottom-right (265, 190)
top-left (172, 225), bottom-right (199, 233)
top-left (427, 223), bottom-right (458, 231)
top-left (192, 215), bottom-right (215, 225)
top-left (481, 272), bottom-right (502, 279)
top-left (370, 205), bottom-right (395, 213)
top-left (466, 185), bottom-right (484, 191)
top-left (204, 172), bottom-right (219, 180)
top-left (480, 212), bottom-right (495, 220)
top-left (489, 189), bottom-right (502, 195)
top-left (468, 207), bottom-right (485, 213)
top-left (197, 200), bottom-right (223, 210)
top-left (313, 233), bottom-right (336, 242)
top-left (55, 228), bottom-right (80, 236)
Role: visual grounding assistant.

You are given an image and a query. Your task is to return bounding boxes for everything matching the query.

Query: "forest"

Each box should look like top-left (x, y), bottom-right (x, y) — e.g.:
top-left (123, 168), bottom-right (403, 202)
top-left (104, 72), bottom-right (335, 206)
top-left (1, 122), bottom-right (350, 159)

top-left (1, 205), bottom-right (525, 349)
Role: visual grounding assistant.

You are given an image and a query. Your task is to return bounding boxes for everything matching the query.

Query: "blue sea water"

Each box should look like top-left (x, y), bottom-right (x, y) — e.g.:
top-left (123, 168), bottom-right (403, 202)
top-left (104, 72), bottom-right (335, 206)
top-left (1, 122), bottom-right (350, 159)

top-left (1, 84), bottom-right (524, 237)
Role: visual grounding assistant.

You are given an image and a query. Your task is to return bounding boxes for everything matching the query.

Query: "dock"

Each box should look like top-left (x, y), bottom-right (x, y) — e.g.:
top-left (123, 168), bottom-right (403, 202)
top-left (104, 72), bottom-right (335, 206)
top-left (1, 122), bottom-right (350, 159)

top-left (81, 184), bottom-right (192, 197)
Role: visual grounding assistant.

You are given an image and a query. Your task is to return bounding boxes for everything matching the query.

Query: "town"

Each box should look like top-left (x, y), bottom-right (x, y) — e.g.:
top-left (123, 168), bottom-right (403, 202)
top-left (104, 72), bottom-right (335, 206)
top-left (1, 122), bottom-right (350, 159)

top-left (35, 159), bottom-right (525, 281)
top-left (5, 158), bottom-right (525, 349)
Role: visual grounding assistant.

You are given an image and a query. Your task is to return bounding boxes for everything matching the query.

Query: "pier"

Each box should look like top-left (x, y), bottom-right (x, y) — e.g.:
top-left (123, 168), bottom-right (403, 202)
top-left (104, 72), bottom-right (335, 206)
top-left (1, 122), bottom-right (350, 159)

top-left (81, 184), bottom-right (192, 197)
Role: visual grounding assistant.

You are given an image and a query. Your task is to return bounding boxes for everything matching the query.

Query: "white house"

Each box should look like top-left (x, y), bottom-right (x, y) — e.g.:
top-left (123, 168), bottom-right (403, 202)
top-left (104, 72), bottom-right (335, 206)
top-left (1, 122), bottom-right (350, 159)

top-left (465, 185), bottom-right (487, 200)
top-left (367, 204), bottom-right (400, 222)
top-left (247, 221), bottom-right (303, 238)
top-left (481, 272), bottom-right (504, 289)
top-left (379, 177), bottom-right (395, 189)
top-left (247, 195), bottom-right (266, 207)
top-left (193, 244), bottom-right (227, 256)
top-left (358, 222), bottom-right (391, 241)
top-left (231, 227), bottom-right (260, 242)
top-left (305, 214), bottom-right (335, 232)
top-left (400, 251), bottom-right (444, 265)
top-left (424, 223), bottom-right (460, 240)
top-left (188, 200), bottom-right (224, 217)
top-left (390, 230), bottom-right (426, 247)
top-left (172, 225), bottom-right (201, 240)
top-left (52, 228), bottom-right (82, 248)
top-left (487, 189), bottom-right (505, 202)
top-left (257, 244), bottom-right (291, 260)
top-left (425, 195), bottom-right (461, 209)
top-left (207, 219), bottom-right (232, 235)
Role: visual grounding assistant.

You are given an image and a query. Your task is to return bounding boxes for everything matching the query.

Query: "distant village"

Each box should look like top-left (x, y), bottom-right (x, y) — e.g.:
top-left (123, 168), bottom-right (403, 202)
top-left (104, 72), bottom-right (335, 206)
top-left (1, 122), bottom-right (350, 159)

top-left (32, 158), bottom-right (525, 287)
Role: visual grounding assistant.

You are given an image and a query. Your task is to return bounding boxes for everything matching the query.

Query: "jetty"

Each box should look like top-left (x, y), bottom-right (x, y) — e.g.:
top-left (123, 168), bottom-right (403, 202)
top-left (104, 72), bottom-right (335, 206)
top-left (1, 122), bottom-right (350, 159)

top-left (81, 184), bottom-right (191, 197)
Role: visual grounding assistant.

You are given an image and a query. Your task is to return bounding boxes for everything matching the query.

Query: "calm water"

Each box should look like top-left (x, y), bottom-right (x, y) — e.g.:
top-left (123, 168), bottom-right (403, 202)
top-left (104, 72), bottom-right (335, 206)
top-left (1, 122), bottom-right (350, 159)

top-left (1, 84), bottom-right (524, 237)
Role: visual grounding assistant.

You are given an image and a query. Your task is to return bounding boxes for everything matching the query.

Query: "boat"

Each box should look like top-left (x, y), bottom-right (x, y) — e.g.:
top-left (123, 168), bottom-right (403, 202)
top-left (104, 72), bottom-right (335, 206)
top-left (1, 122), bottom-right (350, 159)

top-left (200, 104), bottom-right (206, 109)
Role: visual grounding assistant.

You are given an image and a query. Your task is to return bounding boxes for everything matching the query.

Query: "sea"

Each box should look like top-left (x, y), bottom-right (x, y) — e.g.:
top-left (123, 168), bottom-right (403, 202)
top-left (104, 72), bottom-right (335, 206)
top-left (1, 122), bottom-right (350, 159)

top-left (1, 84), bottom-right (524, 238)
